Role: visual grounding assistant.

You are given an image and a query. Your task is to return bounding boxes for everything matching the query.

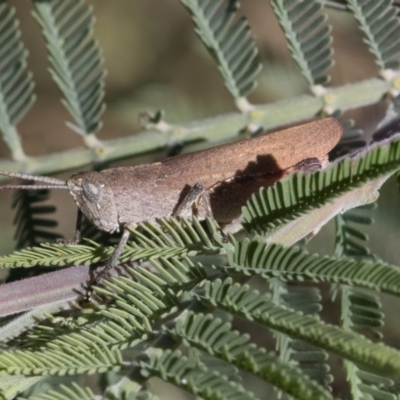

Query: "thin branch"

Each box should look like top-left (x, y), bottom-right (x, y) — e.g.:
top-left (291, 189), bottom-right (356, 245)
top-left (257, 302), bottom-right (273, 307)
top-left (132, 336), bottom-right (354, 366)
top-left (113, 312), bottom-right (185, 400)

top-left (0, 77), bottom-right (391, 178)
top-left (0, 265), bottom-right (90, 317)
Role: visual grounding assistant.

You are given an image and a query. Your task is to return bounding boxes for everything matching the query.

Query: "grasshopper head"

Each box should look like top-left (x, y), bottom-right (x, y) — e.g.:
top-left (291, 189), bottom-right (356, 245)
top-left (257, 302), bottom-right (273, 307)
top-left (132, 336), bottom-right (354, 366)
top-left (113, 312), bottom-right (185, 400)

top-left (67, 171), bottom-right (119, 233)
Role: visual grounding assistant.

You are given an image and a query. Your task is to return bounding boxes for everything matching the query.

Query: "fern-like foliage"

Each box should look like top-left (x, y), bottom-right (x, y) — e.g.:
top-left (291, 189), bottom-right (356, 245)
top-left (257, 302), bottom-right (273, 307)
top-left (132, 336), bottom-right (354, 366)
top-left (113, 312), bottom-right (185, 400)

top-left (271, 280), bottom-right (332, 391)
top-left (12, 187), bottom-right (61, 249)
top-left (242, 134), bottom-right (400, 239)
top-left (180, 0), bottom-right (262, 101)
top-left (228, 239), bottom-right (400, 296)
top-left (2, 2), bottom-right (400, 398)
top-left (193, 278), bottom-right (400, 375)
top-left (140, 349), bottom-right (257, 400)
top-left (270, 0), bottom-right (334, 86)
top-left (347, 0), bottom-right (400, 71)
top-left (6, 186), bottom-right (61, 283)
top-left (167, 312), bottom-right (333, 399)
top-left (334, 204), bottom-right (393, 399)
top-left (2, 241), bottom-right (400, 397)
top-left (0, 376), bottom-right (42, 400)
top-left (0, 343), bottom-right (122, 375)
top-left (20, 383), bottom-right (95, 400)
top-left (32, 0), bottom-right (106, 136)
top-left (0, 217), bottom-right (222, 268)
top-left (341, 286), bottom-right (394, 399)
top-left (0, 2), bottom-right (35, 161)
top-left (334, 204), bottom-right (374, 258)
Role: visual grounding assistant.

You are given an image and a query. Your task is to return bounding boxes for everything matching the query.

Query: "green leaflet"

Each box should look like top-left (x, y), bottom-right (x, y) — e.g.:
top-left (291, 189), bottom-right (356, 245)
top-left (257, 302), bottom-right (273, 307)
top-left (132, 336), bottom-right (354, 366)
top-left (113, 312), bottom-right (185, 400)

top-left (0, 217), bottom-right (222, 268)
top-left (168, 312), bottom-right (333, 400)
top-left (0, 3), bottom-right (35, 160)
top-left (19, 383), bottom-right (95, 400)
top-left (141, 349), bottom-right (257, 400)
top-left (194, 278), bottom-right (400, 376)
top-left (347, 0), bottom-right (400, 71)
top-left (12, 187), bottom-right (61, 249)
top-left (271, 0), bottom-right (334, 86)
top-left (242, 134), bottom-right (400, 244)
top-left (229, 239), bottom-right (400, 297)
top-left (180, 0), bottom-right (262, 100)
top-left (32, 0), bottom-right (106, 136)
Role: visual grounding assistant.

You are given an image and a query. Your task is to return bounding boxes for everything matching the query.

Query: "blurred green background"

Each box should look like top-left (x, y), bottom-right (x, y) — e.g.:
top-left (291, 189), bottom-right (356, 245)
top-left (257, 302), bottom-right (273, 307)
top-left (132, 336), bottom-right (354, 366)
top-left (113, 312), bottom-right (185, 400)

top-left (0, 1), bottom-right (400, 398)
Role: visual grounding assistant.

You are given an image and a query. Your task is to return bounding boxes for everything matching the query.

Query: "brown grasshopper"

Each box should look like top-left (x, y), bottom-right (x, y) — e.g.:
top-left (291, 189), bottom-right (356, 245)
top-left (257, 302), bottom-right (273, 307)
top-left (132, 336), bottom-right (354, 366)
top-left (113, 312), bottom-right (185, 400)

top-left (0, 118), bottom-right (342, 272)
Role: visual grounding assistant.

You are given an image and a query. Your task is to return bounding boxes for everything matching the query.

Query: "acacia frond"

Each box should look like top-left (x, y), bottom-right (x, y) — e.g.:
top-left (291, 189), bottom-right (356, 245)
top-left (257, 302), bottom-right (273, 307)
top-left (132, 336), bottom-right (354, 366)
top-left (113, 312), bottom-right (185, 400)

top-left (242, 134), bottom-right (400, 240)
top-left (0, 217), bottom-right (222, 268)
top-left (0, 2), bottom-right (35, 160)
top-left (16, 257), bottom-right (205, 352)
top-left (342, 288), bottom-right (384, 335)
top-left (194, 278), bottom-right (400, 375)
top-left (32, 0), bottom-right (106, 136)
top-left (168, 312), bottom-right (333, 400)
top-left (20, 383), bottom-right (95, 400)
top-left (91, 258), bottom-right (207, 339)
top-left (335, 203), bottom-right (392, 399)
top-left (270, 0), bottom-right (334, 86)
top-left (12, 187), bottom-right (61, 249)
top-left (228, 239), bottom-right (400, 297)
top-left (0, 242), bottom-right (104, 268)
top-left (341, 286), bottom-right (394, 399)
top-left (180, 0), bottom-right (262, 100)
top-left (335, 208), bottom-right (385, 346)
top-left (0, 339), bottom-right (123, 375)
top-left (347, 0), bottom-right (400, 71)
top-left (346, 362), bottom-right (397, 400)
top-left (0, 376), bottom-right (42, 400)
top-left (271, 280), bottom-right (332, 390)
top-left (141, 349), bottom-right (257, 400)
top-left (335, 205), bottom-right (374, 258)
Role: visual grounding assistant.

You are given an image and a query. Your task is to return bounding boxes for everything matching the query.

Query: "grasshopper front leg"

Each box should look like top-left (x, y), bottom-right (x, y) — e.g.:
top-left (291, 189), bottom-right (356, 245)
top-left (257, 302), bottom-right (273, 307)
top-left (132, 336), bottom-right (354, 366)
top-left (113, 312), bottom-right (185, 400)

top-left (106, 226), bottom-right (133, 270)
top-left (86, 224), bottom-right (134, 297)
top-left (88, 182), bottom-right (212, 292)
top-left (173, 182), bottom-right (213, 219)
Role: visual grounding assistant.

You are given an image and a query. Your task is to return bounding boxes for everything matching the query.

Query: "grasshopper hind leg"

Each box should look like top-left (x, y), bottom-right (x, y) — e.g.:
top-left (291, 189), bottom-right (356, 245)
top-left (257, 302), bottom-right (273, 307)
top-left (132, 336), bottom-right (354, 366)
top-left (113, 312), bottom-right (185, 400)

top-left (293, 157), bottom-right (323, 172)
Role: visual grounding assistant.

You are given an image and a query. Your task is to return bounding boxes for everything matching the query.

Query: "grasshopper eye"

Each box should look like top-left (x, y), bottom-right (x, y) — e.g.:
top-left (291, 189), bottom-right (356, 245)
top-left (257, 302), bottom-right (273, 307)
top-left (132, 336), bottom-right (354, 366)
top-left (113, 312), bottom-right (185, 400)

top-left (82, 179), bottom-right (103, 203)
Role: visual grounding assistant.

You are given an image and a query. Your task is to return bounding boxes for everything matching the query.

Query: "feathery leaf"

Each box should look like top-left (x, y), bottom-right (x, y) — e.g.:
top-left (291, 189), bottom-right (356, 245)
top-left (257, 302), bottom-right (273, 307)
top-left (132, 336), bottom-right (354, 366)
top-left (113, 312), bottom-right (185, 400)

top-left (12, 187), bottom-right (61, 249)
top-left (271, 0), bottom-right (334, 86)
top-left (335, 205), bottom-right (374, 258)
top-left (168, 312), bottom-right (334, 399)
top-left (0, 2), bottom-right (35, 160)
top-left (242, 134), bottom-right (400, 241)
top-left (19, 383), bottom-right (95, 400)
top-left (335, 199), bottom-right (391, 399)
top-left (0, 217), bottom-right (223, 268)
top-left (347, 0), bottom-right (400, 71)
top-left (194, 278), bottom-right (400, 375)
top-left (141, 349), bottom-right (258, 400)
top-left (0, 376), bottom-right (42, 400)
top-left (180, 0), bottom-right (262, 100)
top-left (33, 0), bottom-right (106, 136)
top-left (0, 340), bottom-right (123, 376)
top-left (271, 280), bottom-right (332, 390)
top-left (228, 239), bottom-right (400, 297)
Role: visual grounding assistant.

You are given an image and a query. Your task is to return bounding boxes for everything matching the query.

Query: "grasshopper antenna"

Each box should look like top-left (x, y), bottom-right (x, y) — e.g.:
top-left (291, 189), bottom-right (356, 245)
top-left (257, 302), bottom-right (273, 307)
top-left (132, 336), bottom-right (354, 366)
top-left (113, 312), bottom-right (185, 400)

top-left (0, 170), bottom-right (69, 189)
